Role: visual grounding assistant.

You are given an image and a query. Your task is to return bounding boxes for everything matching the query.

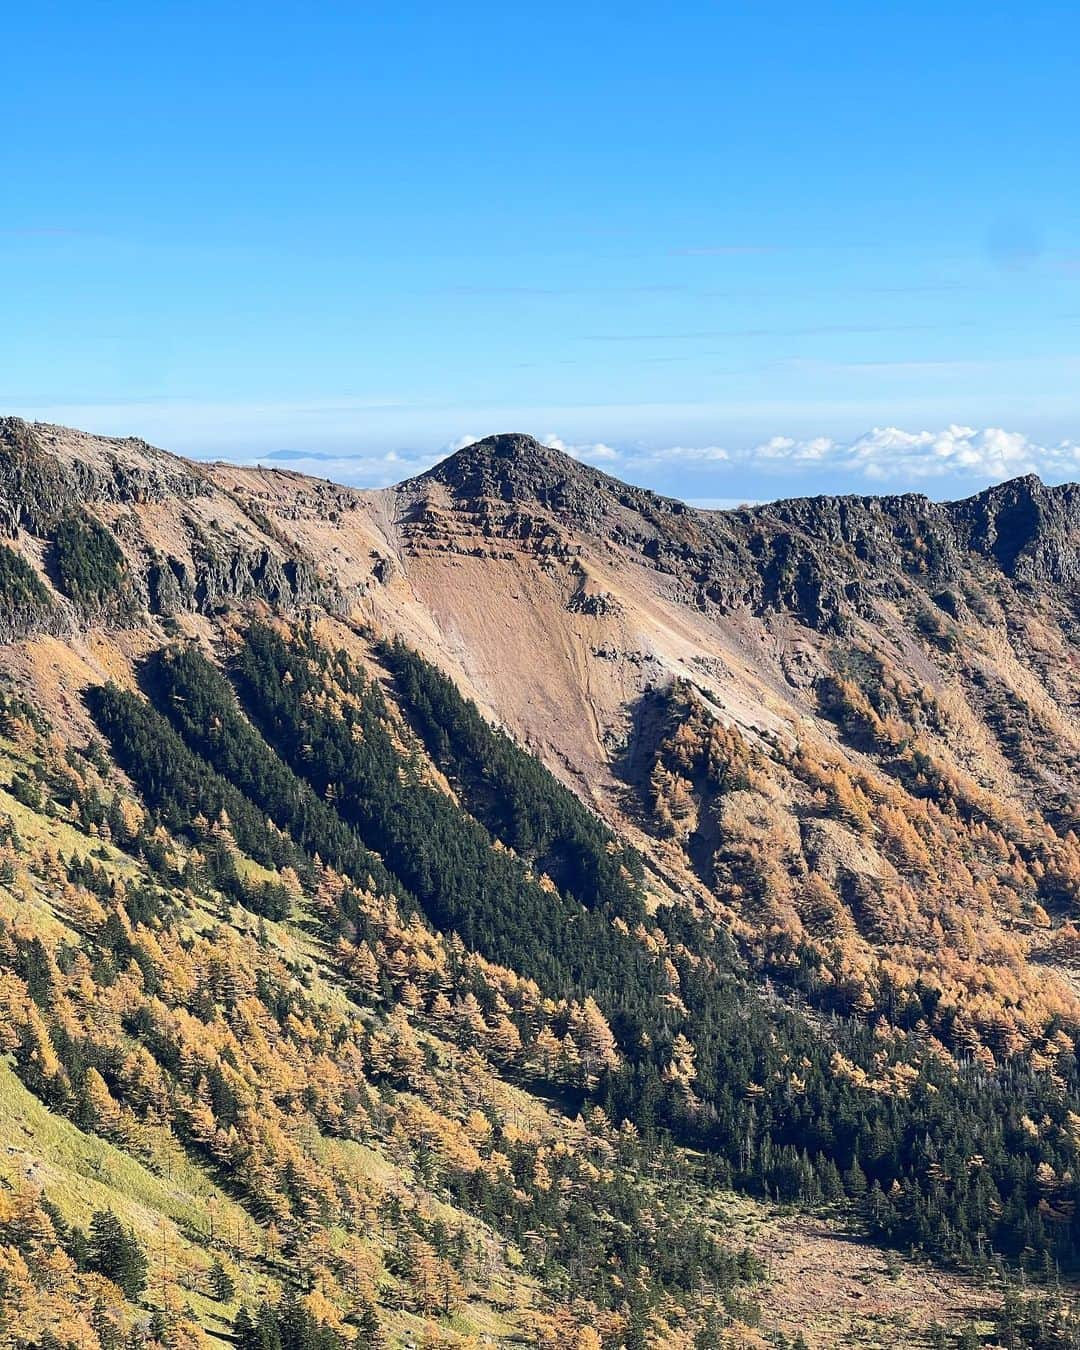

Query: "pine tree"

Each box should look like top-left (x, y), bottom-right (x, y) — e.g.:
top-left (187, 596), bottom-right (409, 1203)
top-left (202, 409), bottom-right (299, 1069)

top-left (87, 1210), bottom-right (148, 1299)
top-left (209, 1258), bottom-right (236, 1303)
top-left (233, 1307), bottom-right (256, 1350)
top-left (356, 1301), bottom-right (384, 1349)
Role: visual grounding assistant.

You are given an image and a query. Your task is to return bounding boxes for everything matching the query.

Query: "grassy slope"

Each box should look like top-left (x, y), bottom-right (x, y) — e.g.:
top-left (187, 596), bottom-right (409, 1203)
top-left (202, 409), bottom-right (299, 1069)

top-left (0, 726), bottom-right (554, 1347)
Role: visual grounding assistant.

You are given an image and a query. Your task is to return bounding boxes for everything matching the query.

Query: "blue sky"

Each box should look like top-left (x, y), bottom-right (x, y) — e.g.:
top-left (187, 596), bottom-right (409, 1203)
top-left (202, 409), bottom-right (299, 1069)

top-left (4, 2), bottom-right (1079, 502)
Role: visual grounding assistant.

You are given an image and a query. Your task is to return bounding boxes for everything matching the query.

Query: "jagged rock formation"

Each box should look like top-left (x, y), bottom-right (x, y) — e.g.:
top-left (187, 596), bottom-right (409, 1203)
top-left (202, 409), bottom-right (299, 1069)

top-left (404, 433), bottom-right (1080, 632)
top-left (0, 416), bottom-right (209, 534)
top-left (0, 418), bottom-right (346, 629)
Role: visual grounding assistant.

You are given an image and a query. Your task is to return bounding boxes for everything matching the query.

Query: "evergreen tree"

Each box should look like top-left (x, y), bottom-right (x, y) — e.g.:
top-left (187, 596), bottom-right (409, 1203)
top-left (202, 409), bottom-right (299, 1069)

top-left (209, 1258), bottom-right (236, 1303)
top-left (86, 1211), bottom-right (148, 1298)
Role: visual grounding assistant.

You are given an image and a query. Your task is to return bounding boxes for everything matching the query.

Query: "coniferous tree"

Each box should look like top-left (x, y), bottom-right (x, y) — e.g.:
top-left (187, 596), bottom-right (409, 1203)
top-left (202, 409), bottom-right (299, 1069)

top-left (86, 1211), bottom-right (148, 1299)
top-left (209, 1258), bottom-right (236, 1303)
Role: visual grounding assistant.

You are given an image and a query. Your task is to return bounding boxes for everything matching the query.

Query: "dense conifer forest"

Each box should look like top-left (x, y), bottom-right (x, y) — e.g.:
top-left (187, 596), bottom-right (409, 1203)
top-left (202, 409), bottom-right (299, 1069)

top-left (50, 514), bottom-right (129, 612)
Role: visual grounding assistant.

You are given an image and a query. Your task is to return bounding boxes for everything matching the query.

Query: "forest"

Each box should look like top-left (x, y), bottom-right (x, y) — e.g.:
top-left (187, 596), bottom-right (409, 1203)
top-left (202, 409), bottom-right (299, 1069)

top-left (2, 611), bottom-right (1079, 1347)
top-left (85, 626), bottom-right (1080, 1273)
top-left (50, 514), bottom-right (129, 613)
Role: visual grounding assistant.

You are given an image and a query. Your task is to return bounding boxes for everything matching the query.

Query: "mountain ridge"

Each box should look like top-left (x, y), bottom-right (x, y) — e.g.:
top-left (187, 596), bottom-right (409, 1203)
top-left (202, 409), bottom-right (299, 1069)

top-left (6, 416), bottom-right (1076, 644)
top-left (412, 430), bottom-right (1080, 589)
top-left (0, 413), bottom-right (1079, 1347)
top-left (9, 414), bottom-right (1079, 521)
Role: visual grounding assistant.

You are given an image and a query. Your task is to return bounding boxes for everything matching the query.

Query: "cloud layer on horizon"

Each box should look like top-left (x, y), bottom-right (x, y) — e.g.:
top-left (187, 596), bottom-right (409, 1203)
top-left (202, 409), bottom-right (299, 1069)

top-left (248, 424), bottom-right (1080, 498)
top-left (570, 425), bottom-right (1080, 485)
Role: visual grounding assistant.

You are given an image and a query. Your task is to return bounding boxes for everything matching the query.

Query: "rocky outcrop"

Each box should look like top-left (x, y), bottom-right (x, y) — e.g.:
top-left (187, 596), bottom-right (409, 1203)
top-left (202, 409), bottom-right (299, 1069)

top-left (408, 434), bottom-right (1079, 632)
top-left (144, 546), bottom-right (337, 617)
top-left (568, 588), bottom-right (621, 617)
top-left (412, 433), bottom-right (626, 528)
top-left (0, 418), bottom-right (209, 536)
top-left (0, 419), bottom-right (347, 638)
top-left (949, 474), bottom-right (1080, 586)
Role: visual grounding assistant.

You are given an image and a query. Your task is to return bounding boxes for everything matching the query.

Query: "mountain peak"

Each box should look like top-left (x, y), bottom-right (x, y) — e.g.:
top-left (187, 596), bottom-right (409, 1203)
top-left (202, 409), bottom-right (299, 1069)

top-left (406, 432), bottom-right (619, 512)
top-left (416, 432), bottom-right (577, 487)
top-left (459, 431), bottom-right (562, 460)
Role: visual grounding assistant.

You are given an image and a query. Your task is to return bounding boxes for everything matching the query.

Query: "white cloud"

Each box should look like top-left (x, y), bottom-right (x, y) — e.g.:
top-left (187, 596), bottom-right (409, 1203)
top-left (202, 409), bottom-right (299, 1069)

top-left (630, 425), bottom-right (1080, 484)
top-left (753, 434), bottom-right (834, 462)
top-left (542, 433), bottom-right (620, 463)
top-left (27, 399), bottom-right (1073, 494)
top-left (753, 425), bottom-right (1080, 482)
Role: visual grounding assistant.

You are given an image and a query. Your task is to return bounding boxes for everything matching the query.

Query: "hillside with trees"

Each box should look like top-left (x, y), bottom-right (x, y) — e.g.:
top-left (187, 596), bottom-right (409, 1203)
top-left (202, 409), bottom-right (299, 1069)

top-left (0, 418), bottom-right (1078, 1346)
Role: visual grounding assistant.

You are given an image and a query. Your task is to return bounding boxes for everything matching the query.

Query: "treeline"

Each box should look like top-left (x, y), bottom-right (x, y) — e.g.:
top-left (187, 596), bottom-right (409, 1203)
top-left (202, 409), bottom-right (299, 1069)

top-left (370, 646), bottom-right (1080, 1268)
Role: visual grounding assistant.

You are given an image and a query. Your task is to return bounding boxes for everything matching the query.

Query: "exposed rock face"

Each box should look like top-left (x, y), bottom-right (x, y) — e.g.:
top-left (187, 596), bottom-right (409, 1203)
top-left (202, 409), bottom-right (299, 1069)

top-left (0, 418), bottom-right (346, 628)
top-left (0, 578), bottom-right (66, 646)
top-left (143, 545), bottom-right (330, 616)
top-left (407, 433), bottom-right (1079, 633)
top-left (954, 474), bottom-right (1080, 586)
top-left (568, 589), bottom-right (620, 617)
top-left (0, 417), bottom-right (209, 536)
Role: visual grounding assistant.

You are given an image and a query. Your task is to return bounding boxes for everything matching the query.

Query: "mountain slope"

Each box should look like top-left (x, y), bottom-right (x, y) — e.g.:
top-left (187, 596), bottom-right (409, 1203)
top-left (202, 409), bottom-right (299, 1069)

top-left (0, 417), bottom-right (1079, 1349)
